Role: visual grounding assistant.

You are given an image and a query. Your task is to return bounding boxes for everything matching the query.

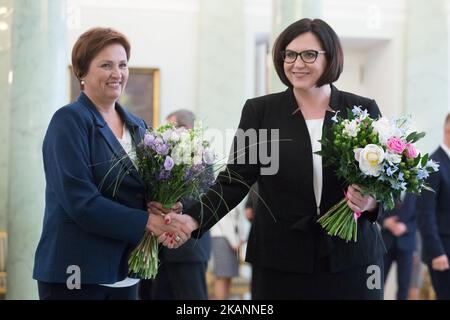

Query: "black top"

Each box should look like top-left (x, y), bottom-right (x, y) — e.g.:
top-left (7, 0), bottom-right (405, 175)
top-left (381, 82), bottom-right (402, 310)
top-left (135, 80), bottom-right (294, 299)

top-left (185, 85), bottom-right (385, 274)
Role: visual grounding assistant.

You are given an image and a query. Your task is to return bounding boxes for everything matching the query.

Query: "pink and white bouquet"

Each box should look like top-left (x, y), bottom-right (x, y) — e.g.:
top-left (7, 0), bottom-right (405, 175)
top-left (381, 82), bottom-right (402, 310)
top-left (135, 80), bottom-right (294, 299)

top-left (128, 123), bottom-right (216, 279)
top-left (316, 106), bottom-right (439, 242)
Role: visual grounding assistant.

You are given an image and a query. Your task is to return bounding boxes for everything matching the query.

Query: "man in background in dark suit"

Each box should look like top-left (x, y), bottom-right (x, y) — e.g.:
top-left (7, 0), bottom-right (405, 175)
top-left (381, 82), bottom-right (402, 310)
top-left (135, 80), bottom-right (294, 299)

top-left (418, 113), bottom-right (450, 299)
top-left (380, 193), bottom-right (417, 300)
top-left (140, 109), bottom-right (211, 300)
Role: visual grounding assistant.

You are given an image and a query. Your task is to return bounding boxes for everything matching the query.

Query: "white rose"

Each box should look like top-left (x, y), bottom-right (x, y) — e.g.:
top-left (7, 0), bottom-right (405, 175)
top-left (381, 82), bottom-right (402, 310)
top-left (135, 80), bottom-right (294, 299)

top-left (357, 144), bottom-right (385, 177)
top-left (373, 118), bottom-right (402, 144)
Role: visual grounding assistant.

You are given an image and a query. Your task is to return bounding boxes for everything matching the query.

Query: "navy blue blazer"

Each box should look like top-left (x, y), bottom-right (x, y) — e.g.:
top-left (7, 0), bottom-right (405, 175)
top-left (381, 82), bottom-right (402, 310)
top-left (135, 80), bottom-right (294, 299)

top-left (418, 146), bottom-right (450, 263)
top-left (380, 193), bottom-right (417, 252)
top-left (33, 92), bottom-right (149, 284)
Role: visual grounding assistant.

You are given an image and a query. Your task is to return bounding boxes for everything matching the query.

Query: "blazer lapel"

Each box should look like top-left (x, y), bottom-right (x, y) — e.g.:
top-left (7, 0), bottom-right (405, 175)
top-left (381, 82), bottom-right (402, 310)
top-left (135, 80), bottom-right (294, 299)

top-left (114, 104), bottom-right (147, 185)
top-left (78, 93), bottom-right (144, 186)
top-left (284, 88), bottom-right (317, 210)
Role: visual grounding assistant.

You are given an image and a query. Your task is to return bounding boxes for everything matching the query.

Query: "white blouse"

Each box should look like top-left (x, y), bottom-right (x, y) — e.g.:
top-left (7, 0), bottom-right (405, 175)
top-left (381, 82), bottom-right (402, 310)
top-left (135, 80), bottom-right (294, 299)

top-left (305, 118), bottom-right (324, 215)
top-left (117, 123), bottom-right (137, 168)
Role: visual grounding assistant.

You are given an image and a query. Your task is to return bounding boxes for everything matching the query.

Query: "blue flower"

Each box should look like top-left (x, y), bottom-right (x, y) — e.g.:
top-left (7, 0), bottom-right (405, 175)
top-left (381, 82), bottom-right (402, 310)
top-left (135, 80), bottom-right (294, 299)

top-left (386, 165), bottom-right (398, 177)
top-left (352, 105), bottom-right (363, 116)
top-left (426, 160), bottom-right (440, 172)
top-left (417, 169), bottom-right (429, 180)
top-left (392, 181), bottom-right (407, 191)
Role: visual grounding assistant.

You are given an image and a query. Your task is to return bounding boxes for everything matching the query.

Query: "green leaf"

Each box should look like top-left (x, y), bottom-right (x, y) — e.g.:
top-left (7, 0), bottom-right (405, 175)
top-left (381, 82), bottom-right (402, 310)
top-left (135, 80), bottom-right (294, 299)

top-left (421, 153), bottom-right (429, 167)
top-left (406, 131), bottom-right (426, 143)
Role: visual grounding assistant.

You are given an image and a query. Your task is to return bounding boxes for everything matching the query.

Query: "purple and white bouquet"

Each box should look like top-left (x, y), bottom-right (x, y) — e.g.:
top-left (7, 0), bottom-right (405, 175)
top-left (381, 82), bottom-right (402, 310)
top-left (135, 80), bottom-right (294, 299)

top-left (128, 123), bottom-right (216, 279)
top-left (316, 106), bottom-right (439, 242)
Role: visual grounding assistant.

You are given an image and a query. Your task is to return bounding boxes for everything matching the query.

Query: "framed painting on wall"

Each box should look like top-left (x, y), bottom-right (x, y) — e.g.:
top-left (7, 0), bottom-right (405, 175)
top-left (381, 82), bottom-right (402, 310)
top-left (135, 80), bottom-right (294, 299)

top-left (69, 67), bottom-right (160, 128)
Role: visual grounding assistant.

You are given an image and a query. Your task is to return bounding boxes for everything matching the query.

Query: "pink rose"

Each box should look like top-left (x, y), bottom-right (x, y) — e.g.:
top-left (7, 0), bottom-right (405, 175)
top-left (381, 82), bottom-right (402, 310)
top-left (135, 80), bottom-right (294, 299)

top-left (405, 143), bottom-right (418, 159)
top-left (386, 137), bottom-right (406, 154)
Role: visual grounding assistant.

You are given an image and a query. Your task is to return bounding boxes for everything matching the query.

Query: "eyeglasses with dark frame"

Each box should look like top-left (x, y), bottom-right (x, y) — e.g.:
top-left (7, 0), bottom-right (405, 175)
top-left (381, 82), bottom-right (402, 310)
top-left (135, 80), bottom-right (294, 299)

top-left (281, 49), bottom-right (326, 64)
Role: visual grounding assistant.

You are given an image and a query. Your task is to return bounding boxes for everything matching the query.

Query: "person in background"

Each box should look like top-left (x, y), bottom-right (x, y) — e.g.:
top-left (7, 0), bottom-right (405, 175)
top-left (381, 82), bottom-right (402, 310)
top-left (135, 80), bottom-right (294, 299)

top-left (210, 207), bottom-right (247, 300)
top-left (418, 113), bottom-right (450, 300)
top-left (380, 193), bottom-right (417, 300)
top-left (140, 109), bottom-right (211, 300)
top-left (33, 27), bottom-right (189, 300)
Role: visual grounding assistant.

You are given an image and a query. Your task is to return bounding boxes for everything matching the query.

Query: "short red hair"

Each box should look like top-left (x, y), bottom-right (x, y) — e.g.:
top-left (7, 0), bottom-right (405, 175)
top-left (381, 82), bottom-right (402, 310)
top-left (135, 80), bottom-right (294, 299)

top-left (71, 27), bottom-right (131, 86)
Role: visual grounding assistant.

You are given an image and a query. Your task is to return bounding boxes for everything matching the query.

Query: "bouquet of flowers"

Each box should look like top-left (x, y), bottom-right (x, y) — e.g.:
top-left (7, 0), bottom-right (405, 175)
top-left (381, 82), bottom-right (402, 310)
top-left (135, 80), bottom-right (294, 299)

top-left (128, 123), bottom-right (216, 279)
top-left (316, 106), bottom-right (439, 242)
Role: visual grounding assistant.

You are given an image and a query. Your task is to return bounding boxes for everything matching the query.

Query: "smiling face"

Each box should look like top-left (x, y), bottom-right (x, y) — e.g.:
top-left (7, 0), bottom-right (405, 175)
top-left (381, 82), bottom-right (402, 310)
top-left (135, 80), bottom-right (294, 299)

top-left (283, 32), bottom-right (327, 91)
top-left (82, 43), bottom-right (129, 107)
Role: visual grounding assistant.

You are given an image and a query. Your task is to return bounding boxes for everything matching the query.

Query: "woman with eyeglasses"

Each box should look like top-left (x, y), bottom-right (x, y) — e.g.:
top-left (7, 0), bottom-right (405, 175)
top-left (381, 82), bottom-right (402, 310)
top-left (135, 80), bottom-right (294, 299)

top-left (166, 18), bottom-right (386, 299)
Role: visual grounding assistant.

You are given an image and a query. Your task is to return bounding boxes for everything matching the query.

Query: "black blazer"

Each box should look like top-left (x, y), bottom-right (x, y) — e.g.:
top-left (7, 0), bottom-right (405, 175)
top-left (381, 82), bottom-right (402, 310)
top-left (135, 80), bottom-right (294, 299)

top-left (418, 146), bottom-right (450, 263)
top-left (186, 85), bottom-right (385, 273)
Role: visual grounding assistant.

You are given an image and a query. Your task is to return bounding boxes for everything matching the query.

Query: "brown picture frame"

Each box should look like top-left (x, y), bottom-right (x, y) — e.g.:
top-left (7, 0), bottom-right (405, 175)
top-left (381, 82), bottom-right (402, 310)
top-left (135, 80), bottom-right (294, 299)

top-left (69, 67), bottom-right (160, 127)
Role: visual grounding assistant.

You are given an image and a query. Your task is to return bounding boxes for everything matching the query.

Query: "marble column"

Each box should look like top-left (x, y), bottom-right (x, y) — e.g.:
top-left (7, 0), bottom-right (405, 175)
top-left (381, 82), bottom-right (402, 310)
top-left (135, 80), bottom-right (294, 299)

top-left (196, 0), bottom-right (245, 161)
top-left (404, 0), bottom-right (449, 153)
top-left (7, 0), bottom-right (67, 299)
top-left (0, 0), bottom-right (12, 231)
top-left (270, 0), bottom-right (322, 92)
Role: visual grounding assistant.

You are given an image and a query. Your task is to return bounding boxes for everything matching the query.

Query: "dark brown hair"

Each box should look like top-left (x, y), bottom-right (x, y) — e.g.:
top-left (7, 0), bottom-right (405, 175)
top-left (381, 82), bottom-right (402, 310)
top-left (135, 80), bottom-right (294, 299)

top-left (445, 113), bottom-right (450, 125)
top-left (71, 27), bottom-right (131, 86)
top-left (272, 18), bottom-right (343, 88)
